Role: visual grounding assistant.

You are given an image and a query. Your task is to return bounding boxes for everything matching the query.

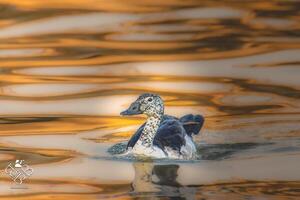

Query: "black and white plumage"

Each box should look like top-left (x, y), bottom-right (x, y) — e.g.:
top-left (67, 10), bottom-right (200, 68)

top-left (120, 93), bottom-right (204, 159)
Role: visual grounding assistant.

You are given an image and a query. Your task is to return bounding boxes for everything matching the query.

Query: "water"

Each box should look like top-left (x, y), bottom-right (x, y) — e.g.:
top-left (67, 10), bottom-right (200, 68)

top-left (0, 0), bottom-right (299, 199)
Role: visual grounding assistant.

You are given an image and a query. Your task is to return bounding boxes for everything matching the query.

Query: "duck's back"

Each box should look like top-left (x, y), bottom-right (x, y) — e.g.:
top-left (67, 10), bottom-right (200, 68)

top-left (153, 119), bottom-right (186, 153)
top-left (179, 114), bottom-right (205, 136)
top-left (126, 114), bottom-right (204, 156)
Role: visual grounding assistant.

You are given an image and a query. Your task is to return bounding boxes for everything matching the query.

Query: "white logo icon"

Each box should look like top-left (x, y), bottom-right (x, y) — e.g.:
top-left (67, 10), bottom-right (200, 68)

top-left (14, 160), bottom-right (24, 168)
top-left (5, 160), bottom-right (34, 185)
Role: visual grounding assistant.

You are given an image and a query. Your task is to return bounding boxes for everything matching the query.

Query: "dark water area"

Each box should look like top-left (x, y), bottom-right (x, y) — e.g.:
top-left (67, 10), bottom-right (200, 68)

top-left (0, 0), bottom-right (299, 199)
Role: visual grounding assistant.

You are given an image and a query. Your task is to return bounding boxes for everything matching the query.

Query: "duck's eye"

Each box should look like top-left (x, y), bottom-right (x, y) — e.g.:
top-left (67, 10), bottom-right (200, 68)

top-left (147, 97), bottom-right (153, 102)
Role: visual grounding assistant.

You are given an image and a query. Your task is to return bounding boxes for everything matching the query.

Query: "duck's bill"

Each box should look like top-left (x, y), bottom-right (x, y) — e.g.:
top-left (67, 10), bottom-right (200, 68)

top-left (120, 102), bottom-right (143, 116)
top-left (120, 109), bottom-right (142, 116)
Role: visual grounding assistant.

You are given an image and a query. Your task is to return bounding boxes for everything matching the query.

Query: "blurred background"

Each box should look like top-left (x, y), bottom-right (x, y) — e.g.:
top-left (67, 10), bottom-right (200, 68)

top-left (0, 0), bottom-right (299, 199)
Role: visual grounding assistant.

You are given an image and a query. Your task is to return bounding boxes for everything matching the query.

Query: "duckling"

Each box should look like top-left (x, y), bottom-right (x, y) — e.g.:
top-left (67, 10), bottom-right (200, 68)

top-left (120, 93), bottom-right (204, 159)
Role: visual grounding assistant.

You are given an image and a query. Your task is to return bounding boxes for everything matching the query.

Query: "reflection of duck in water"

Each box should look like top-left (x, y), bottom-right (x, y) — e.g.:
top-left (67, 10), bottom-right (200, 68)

top-left (121, 93), bottom-right (204, 159)
top-left (132, 162), bottom-right (196, 199)
top-left (132, 163), bottom-right (180, 192)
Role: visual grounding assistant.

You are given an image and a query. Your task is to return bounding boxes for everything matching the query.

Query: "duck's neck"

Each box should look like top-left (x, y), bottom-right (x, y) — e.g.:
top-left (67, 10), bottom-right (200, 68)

top-left (136, 114), bottom-right (162, 148)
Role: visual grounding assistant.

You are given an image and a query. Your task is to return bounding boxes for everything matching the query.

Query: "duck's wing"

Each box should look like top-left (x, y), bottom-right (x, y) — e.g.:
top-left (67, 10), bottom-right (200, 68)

top-left (153, 119), bottom-right (186, 152)
top-left (126, 123), bottom-right (145, 149)
top-left (179, 114), bottom-right (204, 136)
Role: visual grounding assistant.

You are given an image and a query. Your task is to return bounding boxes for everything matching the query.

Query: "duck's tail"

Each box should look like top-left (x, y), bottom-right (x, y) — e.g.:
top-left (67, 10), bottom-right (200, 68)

top-left (179, 114), bottom-right (204, 136)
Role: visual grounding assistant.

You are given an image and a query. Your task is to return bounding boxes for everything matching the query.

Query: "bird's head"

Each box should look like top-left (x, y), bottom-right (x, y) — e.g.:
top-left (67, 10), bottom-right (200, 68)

top-left (120, 93), bottom-right (164, 117)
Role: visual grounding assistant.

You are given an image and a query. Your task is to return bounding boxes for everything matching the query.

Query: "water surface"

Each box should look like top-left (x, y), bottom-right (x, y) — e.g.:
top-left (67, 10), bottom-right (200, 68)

top-left (0, 0), bottom-right (299, 199)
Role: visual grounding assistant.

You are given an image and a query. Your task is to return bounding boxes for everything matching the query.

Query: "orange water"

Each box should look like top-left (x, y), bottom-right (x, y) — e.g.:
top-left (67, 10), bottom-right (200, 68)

top-left (0, 0), bottom-right (299, 199)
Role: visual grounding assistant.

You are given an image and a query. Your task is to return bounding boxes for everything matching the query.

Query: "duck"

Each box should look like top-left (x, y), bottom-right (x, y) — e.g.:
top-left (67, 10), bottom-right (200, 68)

top-left (120, 93), bottom-right (204, 159)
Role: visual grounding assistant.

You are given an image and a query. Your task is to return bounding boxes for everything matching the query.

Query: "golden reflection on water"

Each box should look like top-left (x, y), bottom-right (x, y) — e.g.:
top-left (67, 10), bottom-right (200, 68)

top-left (0, 0), bottom-right (299, 199)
